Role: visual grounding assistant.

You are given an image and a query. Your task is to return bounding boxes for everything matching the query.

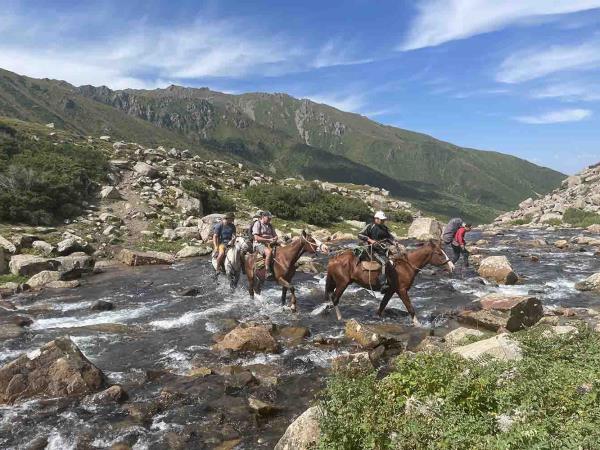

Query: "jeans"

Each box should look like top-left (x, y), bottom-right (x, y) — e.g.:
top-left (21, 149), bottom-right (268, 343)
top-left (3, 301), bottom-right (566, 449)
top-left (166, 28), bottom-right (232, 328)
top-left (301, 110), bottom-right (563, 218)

top-left (451, 244), bottom-right (469, 266)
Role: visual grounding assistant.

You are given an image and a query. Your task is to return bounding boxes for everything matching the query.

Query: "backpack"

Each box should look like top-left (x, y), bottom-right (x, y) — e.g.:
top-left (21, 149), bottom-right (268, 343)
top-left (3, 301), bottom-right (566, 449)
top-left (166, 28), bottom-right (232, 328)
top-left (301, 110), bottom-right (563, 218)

top-left (442, 218), bottom-right (463, 244)
top-left (246, 219), bottom-right (259, 238)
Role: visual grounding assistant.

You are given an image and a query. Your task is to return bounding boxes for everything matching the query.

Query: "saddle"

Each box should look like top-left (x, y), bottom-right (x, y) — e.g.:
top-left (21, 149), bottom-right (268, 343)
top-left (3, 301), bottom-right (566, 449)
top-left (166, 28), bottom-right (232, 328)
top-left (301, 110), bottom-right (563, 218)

top-left (353, 246), bottom-right (382, 272)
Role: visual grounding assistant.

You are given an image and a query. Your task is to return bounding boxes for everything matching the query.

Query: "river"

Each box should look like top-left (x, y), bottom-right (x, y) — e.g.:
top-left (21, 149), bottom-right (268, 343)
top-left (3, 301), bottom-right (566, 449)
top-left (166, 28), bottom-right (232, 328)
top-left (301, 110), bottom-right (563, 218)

top-left (1, 228), bottom-right (599, 449)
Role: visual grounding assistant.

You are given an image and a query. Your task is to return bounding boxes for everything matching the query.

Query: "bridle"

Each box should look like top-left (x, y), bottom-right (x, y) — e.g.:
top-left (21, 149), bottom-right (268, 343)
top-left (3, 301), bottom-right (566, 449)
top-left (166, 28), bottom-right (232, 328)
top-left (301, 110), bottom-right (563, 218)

top-left (301, 234), bottom-right (327, 254)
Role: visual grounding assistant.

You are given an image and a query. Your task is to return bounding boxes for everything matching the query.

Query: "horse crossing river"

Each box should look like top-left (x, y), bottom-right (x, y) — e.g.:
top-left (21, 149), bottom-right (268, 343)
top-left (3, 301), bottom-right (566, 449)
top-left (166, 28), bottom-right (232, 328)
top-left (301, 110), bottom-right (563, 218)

top-left (1, 228), bottom-right (599, 449)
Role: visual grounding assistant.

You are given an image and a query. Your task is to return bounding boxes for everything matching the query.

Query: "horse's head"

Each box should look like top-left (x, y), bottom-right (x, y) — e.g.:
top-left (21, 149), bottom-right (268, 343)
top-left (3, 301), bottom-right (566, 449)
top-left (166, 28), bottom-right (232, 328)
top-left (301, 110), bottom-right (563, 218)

top-left (301, 230), bottom-right (329, 254)
top-left (427, 239), bottom-right (455, 272)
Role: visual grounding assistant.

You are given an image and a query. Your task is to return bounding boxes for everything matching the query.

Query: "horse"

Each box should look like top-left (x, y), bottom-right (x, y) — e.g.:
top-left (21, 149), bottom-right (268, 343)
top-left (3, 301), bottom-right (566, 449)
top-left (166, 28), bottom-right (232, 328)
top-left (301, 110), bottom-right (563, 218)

top-left (244, 230), bottom-right (328, 312)
top-left (324, 240), bottom-right (454, 326)
top-left (212, 236), bottom-right (248, 290)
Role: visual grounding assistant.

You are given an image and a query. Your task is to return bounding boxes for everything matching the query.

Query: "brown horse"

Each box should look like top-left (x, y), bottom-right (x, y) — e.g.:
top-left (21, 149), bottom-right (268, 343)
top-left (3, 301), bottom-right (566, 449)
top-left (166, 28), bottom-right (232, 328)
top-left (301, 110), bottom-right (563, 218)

top-left (244, 231), bottom-right (328, 312)
top-left (324, 240), bottom-right (454, 326)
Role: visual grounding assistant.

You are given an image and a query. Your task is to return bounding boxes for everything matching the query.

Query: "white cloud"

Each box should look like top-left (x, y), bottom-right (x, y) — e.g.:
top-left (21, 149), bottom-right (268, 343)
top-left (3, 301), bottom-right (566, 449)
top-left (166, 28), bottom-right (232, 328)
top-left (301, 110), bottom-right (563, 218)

top-left (400, 0), bottom-right (600, 51)
top-left (302, 93), bottom-right (366, 112)
top-left (515, 108), bottom-right (592, 124)
top-left (531, 81), bottom-right (600, 101)
top-left (497, 41), bottom-right (600, 83)
top-left (0, 11), bottom-right (369, 89)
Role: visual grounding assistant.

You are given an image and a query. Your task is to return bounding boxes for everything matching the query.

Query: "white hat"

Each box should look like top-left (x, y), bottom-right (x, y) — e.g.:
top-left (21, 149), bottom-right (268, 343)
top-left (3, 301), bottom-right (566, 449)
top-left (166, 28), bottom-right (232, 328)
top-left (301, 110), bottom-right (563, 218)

top-left (374, 211), bottom-right (388, 220)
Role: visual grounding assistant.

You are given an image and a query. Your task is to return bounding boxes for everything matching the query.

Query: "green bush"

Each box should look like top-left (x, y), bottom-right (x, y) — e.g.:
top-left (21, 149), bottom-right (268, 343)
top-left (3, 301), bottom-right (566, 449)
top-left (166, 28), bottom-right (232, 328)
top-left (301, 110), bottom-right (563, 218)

top-left (319, 326), bottom-right (600, 449)
top-left (181, 179), bottom-right (236, 215)
top-left (245, 184), bottom-right (372, 226)
top-left (385, 209), bottom-right (413, 223)
top-left (0, 130), bottom-right (108, 225)
top-left (510, 215), bottom-right (532, 226)
top-left (563, 208), bottom-right (600, 228)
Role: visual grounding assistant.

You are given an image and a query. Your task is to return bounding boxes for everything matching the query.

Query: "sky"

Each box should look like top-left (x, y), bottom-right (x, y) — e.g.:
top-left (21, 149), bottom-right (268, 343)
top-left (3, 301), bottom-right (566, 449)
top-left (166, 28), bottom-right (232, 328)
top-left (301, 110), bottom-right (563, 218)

top-left (2, 1), bottom-right (600, 174)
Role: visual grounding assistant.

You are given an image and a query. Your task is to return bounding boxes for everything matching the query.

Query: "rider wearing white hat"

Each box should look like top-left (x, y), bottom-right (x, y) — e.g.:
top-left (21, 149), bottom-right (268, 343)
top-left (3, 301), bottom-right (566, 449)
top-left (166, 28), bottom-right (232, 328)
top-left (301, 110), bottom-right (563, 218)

top-left (358, 210), bottom-right (397, 292)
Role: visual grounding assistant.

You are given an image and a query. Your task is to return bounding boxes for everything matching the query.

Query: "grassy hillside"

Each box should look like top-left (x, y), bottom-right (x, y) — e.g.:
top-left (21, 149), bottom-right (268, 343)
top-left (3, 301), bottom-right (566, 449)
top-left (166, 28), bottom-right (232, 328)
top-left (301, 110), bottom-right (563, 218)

top-left (0, 68), bottom-right (565, 222)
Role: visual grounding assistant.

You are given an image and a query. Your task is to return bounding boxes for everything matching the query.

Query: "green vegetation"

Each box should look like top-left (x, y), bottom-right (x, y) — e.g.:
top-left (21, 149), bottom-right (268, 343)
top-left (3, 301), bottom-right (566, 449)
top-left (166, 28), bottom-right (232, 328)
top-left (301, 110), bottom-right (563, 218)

top-left (245, 184), bottom-right (372, 226)
top-left (319, 326), bottom-right (600, 449)
top-left (563, 208), bottom-right (600, 228)
top-left (139, 237), bottom-right (183, 253)
top-left (544, 218), bottom-right (563, 227)
top-left (0, 121), bottom-right (108, 225)
top-left (0, 274), bottom-right (27, 284)
top-left (181, 180), bottom-right (236, 214)
top-left (510, 215), bottom-right (533, 226)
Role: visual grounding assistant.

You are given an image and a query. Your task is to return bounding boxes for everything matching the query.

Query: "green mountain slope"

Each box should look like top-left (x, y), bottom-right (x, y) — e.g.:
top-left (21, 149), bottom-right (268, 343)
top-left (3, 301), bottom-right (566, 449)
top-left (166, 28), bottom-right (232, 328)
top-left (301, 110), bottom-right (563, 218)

top-left (0, 68), bottom-right (565, 222)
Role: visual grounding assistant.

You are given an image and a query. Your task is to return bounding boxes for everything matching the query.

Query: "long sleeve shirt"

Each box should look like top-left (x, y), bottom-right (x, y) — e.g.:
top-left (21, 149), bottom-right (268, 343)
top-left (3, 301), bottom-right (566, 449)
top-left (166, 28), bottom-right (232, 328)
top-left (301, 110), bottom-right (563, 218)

top-left (453, 227), bottom-right (466, 246)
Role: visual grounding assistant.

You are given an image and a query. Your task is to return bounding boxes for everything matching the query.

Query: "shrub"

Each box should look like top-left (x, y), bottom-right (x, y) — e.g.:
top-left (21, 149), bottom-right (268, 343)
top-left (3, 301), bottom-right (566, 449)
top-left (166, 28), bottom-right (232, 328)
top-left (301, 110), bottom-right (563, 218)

top-left (0, 131), bottom-right (108, 225)
top-left (245, 184), bottom-right (372, 226)
top-left (563, 208), bottom-right (600, 228)
top-left (510, 215), bottom-right (532, 226)
top-left (386, 209), bottom-right (413, 223)
top-left (319, 325), bottom-right (600, 449)
top-left (181, 179), bottom-right (236, 215)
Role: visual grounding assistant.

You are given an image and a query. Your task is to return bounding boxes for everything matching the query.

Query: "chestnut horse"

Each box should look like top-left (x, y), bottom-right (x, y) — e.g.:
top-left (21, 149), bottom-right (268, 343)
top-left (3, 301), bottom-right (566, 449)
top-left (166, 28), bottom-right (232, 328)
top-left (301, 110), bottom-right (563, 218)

top-left (244, 231), bottom-right (328, 312)
top-left (324, 240), bottom-right (454, 325)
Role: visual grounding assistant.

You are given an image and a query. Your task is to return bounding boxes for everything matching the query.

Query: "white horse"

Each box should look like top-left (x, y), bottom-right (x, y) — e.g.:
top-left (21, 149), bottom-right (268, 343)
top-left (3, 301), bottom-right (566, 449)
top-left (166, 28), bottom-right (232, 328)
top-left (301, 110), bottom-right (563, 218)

top-left (212, 236), bottom-right (249, 289)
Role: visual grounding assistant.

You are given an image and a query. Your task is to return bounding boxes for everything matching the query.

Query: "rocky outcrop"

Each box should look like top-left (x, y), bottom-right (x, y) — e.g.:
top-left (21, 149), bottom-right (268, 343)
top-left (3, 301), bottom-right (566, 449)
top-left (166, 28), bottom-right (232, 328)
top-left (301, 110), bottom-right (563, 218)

top-left (452, 334), bottom-right (522, 362)
top-left (213, 325), bottom-right (278, 353)
top-left (495, 162), bottom-right (600, 225)
top-left (0, 336), bottom-right (105, 404)
top-left (176, 246), bottom-right (211, 258)
top-left (575, 272), bottom-right (600, 292)
top-left (344, 319), bottom-right (404, 350)
top-left (118, 249), bottom-right (175, 266)
top-left (477, 256), bottom-right (518, 285)
top-left (407, 218), bottom-right (442, 240)
top-left (443, 327), bottom-right (485, 347)
top-left (198, 214), bottom-right (224, 241)
top-left (459, 294), bottom-right (543, 332)
top-left (9, 255), bottom-right (59, 277)
top-left (133, 161), bottom-right (159, 178)
top-left (275, 406), bottom-right (322, 450)
top-left (25, 270), bottom-right (61, 289)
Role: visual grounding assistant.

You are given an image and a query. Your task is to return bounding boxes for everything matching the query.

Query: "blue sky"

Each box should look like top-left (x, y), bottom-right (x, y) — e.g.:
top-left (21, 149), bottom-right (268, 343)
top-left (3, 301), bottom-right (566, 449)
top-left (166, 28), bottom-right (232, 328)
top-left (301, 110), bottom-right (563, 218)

top-left (2, 1), bottom-right (600, 174)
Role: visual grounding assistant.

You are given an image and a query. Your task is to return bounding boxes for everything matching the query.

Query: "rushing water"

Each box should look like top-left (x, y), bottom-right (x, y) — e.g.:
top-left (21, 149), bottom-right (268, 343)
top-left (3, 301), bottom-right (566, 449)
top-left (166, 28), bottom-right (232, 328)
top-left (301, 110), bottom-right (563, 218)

top-left (1, 228), bottom-right (599, 449)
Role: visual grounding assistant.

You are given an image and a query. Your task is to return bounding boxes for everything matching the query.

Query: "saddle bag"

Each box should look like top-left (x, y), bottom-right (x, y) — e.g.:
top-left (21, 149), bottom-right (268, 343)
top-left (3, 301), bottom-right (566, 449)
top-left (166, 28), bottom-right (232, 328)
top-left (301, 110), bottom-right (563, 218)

top-left (361, 261), bottom-right (381, 272)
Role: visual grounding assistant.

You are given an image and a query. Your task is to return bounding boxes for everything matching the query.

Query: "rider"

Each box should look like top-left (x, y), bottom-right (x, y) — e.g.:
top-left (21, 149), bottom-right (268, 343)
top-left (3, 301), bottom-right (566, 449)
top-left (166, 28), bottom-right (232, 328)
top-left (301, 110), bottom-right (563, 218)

top-left (358, 211), bottom-right (397, 292)
top-left (451, 222), bottom-right (472, 267)
top-left (212, 212), bottom-right (236, 273)
top-left (252, 210), bottom-right (278, 277)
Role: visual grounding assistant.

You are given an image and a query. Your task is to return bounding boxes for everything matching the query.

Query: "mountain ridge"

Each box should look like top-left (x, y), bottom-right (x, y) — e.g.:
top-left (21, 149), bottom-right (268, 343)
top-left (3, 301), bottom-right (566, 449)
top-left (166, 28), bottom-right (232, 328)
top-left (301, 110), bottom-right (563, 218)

top-left (0, 68), bottom-right (565, 222)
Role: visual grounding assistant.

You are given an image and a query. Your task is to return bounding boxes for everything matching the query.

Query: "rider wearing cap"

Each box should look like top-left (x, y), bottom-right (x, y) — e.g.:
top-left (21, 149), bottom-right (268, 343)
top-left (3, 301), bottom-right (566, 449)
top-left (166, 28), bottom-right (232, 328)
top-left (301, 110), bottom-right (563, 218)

top-left (213, 212), bottom-right (236, 273)
top-left (358, 211), bottom-right (396, 292)
top-left (252, 211), bottom-right (278, 276)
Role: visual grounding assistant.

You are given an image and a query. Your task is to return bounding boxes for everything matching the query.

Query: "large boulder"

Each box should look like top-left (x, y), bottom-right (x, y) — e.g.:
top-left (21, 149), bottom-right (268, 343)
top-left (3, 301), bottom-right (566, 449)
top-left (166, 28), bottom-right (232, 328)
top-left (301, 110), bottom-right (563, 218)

top-left (0, 235), bottom-right (17, 254)
top-left (176, 195), bottom-right (202, 216)
top-left (0, 336), bottom-right (105, 404)
top-left (274, 406), bottom-right (322, 450)
top-left (344, 319), bottom-right (404, 350)
top-left (176, 246), bottom-right (211, 258)
top-left (56, 238), bottom-right (94, 256)
top-left (9, 255), bottom-right (59, 277)
top-left (407, 218), bottom-right (442, 240)
top-left (32, 240), bottom-right (55, 256)
top-left (100, 186), bottom-right (122, 200)
top-left (588, 224), bottom-right (600, 234)
top-left (55, 253), bottom-right (95, 277)
top-left (213, 326), bottom-right (278, 353)
top-left (575, 273), bottom-right (600, 292)
top-left (133, 161), bottom-right (158, 178)
top-left (452, 334), bottom-right (522, 362)
top-left (118, 249), bottom-right (175, 266)
top-left (477, 256), bottom-right (518, 285)
top-left (25, 270), bottom-right (61, 289)
top-left (459, 294), bottom-right (543, 332)
top-left (443, 327), bottom-right (486, 347)
top-left (174, 226), bottom-right (199, 239)
top-left (198, 214), bottom-right (224, 241)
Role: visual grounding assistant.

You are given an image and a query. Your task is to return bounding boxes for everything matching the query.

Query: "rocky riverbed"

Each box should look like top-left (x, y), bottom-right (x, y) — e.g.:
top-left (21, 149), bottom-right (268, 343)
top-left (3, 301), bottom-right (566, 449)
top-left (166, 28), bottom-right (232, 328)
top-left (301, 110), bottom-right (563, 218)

top-left (1, 226), bottom-right (600, 449)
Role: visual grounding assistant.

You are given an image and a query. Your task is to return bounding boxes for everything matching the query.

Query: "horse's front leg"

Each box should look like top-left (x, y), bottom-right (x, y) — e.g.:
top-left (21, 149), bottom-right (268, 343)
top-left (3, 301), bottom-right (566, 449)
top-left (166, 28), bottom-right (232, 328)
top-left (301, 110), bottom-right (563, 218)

top-left (276, 278), bottom-right (297, 312)
top-left (280, 286), bottom-right (288, 306)
top-left (398, 288), bottom-right (420, 327)
top-left (376, 290), bottom-right (395, 319)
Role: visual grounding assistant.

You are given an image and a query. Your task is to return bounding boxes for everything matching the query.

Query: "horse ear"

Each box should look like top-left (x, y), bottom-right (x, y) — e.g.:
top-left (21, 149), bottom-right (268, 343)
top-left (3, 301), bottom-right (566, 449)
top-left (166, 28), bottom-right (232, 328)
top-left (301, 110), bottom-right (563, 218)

top-left (301, 229), bottom-right (307, 237)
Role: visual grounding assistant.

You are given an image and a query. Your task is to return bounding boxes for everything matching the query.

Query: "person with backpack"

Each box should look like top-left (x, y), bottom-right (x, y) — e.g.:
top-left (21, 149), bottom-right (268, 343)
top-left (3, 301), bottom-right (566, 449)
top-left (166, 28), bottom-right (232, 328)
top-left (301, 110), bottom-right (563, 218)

top-left (450, 221), bottom-right (472, 266)
top-left (212, 212), bottom-right (237, 274)
top-left (358, 211), bottom-right (397, 293)
top-left (252, 210), bottom-right (278, 277)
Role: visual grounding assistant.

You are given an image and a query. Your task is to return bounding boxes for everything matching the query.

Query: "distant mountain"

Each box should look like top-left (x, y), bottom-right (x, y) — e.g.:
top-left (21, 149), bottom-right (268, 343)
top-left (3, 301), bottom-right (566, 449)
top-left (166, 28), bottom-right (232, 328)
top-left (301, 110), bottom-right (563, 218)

top-left (0, 68), bottom-right (565, 222)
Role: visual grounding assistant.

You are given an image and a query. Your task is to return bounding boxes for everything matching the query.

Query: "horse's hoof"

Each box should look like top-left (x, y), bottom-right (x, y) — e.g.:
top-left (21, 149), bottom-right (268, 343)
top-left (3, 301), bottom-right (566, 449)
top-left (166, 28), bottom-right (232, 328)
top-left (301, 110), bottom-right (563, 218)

top-left (412, 318), bottom-right (422, 327)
